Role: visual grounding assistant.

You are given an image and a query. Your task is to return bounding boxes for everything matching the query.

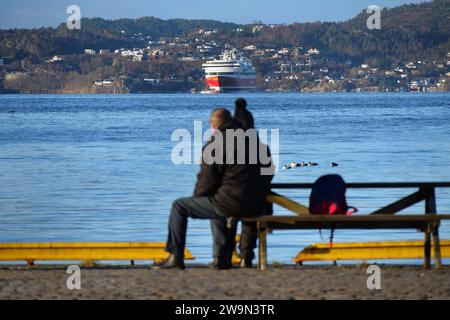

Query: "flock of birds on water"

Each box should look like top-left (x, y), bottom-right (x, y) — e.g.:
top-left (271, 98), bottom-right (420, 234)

top-left (282, 161), bottom-right (338, 170)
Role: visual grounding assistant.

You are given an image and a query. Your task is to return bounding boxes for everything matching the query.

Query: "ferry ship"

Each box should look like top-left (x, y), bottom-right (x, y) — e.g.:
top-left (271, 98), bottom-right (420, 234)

top-left (202, 49), bottom-right (257, 93)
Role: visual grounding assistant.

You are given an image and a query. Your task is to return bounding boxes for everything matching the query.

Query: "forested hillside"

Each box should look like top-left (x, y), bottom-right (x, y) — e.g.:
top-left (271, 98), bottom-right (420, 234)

top-left (1, 0), bottom-right (448, 93)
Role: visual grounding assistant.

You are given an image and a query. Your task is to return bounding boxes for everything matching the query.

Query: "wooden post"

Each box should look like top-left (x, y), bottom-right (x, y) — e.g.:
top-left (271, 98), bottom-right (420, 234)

top-left (424, 187), bottom-right (441, 268)
top-left (257, 222), bottom-right (261, 270)
top-left (258, 222), bottom-right (268, 271)
top-left (424, 225), bottom-right (431, 270)
top-left (424, 187), bottom-right (437, 214)
top-left (432, 223), bottom-right (442, 269)
top-left (256, 201), bottom-right (272, 271)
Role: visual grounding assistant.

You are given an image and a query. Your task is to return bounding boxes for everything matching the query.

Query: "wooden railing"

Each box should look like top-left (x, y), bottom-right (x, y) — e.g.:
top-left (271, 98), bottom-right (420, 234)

top-left (270, 182), bottom-right (450, 216)
top-left (267, 182), bottom-right (450, 218)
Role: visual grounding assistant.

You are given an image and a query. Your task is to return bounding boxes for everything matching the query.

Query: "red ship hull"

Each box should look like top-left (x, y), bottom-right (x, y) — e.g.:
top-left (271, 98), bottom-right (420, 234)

top-left (205, 76), bottom-right (257, 92)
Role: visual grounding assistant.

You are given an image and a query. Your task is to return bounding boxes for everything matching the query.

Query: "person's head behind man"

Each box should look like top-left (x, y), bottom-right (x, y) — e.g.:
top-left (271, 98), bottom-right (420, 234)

top-left (235, 98), bottom-right (247, 110)
top-left (210, 108), bottom-right (232, 131)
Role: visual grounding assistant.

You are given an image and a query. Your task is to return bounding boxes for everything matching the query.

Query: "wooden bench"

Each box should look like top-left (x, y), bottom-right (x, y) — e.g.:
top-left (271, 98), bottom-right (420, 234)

top-left (243, 182), bottom-right (450, 270)
top-left (244, 214), bottom-right (450, 270)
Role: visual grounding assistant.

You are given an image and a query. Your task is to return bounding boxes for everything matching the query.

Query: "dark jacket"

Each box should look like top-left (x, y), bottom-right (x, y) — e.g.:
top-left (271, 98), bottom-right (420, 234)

top-left (234, 106), bottom-right (255, 130)
top-left (194, 119), bottom-right (273, 217)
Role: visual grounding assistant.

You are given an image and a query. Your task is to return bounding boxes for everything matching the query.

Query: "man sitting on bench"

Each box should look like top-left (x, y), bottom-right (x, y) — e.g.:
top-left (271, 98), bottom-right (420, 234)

top-left (155, 108), bottom-right (274, 270)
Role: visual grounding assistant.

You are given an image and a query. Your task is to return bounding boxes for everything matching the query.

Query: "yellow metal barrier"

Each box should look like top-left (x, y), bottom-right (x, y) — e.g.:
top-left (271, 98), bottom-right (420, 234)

top-left (232, 235), bottom-right (241, 265)
top-left (293, 240), bottom-right (450, 264)
top-left (0, 242), bottom-right (194, 265)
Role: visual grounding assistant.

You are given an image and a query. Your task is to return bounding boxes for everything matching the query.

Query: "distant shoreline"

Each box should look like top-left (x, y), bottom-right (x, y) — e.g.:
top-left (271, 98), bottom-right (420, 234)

top-left (1, 91), bottom-right (449, 95)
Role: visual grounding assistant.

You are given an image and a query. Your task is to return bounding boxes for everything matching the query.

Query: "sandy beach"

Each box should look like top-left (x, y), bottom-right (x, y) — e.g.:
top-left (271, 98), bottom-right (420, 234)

top-left (1, 264), bottom-right (449, 300)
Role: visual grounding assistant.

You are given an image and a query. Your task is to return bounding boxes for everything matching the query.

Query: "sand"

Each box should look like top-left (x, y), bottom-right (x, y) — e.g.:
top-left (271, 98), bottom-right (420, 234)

top-left (1, 264), bottom-right (450, 300)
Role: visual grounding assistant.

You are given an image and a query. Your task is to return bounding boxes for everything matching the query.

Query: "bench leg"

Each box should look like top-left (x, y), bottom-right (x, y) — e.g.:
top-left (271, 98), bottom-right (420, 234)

top-left (424, 228), bottom-right (431, 270)
top-left (258, 226), bottom-right (268, 271)
top-left (433, 226), bottom-right (442, 269)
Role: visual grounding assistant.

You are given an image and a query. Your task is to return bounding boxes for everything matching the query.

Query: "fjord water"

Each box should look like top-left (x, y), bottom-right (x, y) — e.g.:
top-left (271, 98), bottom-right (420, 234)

top-left (0, 93), bottom-right (449, 264)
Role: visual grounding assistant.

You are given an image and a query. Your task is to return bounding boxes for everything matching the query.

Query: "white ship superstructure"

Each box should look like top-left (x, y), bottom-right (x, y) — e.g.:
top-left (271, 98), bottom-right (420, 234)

top-left (202, 49), bottom-right (257, 93)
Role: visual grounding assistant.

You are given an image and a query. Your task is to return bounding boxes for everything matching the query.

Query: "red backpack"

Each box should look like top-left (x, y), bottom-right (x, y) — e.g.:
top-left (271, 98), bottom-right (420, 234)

top-left (309, 174), bottom-right (357, 246)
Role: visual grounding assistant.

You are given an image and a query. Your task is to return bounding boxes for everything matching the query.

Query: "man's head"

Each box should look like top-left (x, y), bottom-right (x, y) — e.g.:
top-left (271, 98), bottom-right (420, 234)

top-left (210, 108), bottom-right (232, 130)
top-left (235, 98), bottom-right (247, 110)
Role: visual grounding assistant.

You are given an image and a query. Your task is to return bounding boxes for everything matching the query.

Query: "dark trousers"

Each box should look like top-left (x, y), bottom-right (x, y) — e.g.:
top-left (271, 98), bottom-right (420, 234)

top-left (165, 196), bottom-right (228, 259)
top-left (227, 202), bottom-right (273, 262)
top-left (226, 219), bottom-right (258, 261)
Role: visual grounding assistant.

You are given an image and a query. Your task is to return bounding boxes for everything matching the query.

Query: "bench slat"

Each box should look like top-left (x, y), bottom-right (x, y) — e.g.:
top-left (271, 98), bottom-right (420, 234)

top-left (244, 214), bottom-right (450, 223)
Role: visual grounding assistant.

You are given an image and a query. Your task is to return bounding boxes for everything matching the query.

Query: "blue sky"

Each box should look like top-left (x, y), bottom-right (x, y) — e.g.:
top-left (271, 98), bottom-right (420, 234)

top-left (0, 0), bottom-right (429, 29)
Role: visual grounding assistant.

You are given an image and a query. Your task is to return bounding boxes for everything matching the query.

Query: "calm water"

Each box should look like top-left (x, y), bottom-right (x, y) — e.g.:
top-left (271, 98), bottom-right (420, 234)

top-left (1, 93), bottom-right (450, 264)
